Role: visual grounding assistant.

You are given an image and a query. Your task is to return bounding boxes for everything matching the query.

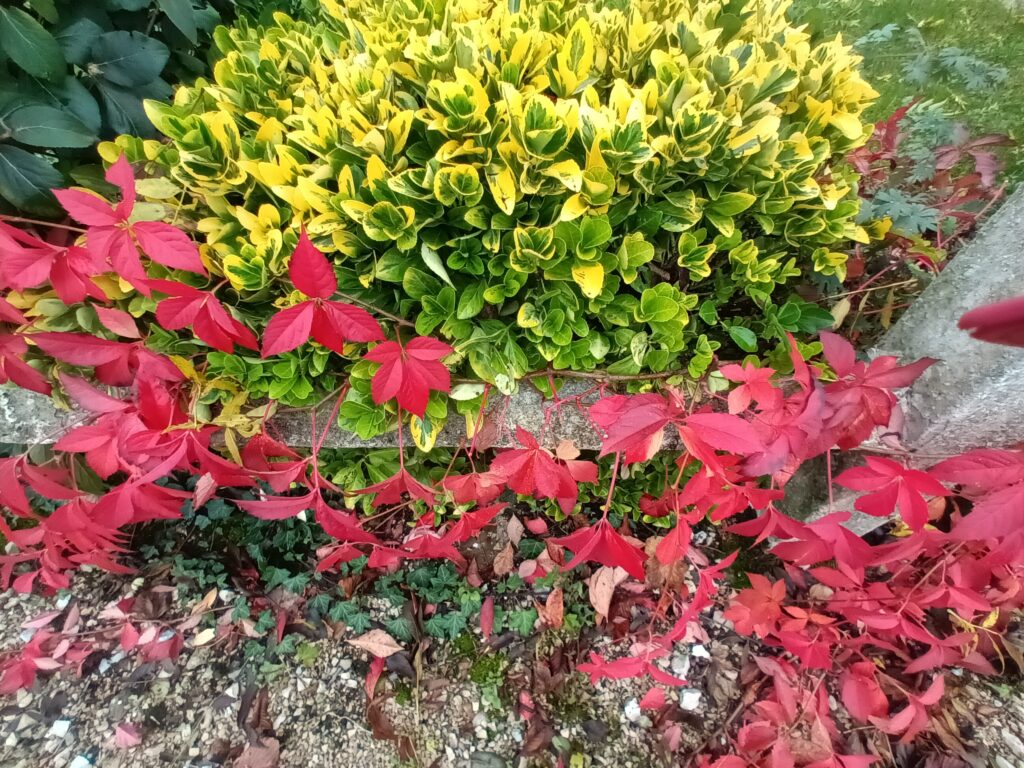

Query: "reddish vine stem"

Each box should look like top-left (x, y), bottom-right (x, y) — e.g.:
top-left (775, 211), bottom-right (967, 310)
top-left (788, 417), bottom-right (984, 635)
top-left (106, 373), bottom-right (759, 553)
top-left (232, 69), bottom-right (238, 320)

top-left (453, 367), bottom-right (691, 386)
top-left (0, 214), bottom-right (85, 233)
top-left (334, 292), bottom-right (416, 329)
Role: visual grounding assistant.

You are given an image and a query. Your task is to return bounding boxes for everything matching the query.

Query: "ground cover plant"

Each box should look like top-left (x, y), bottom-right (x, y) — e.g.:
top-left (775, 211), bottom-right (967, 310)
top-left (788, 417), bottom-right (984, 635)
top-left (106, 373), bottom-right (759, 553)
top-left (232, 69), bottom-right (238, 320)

top-left (1, 0), bottom-right (1023, 765)
top-left (790, 0), bottom-right (1024, 182)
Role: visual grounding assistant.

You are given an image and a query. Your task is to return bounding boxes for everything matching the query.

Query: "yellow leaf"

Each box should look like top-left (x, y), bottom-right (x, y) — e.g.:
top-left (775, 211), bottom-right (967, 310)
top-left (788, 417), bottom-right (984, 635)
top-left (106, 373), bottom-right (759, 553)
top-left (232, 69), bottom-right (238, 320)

top-left (193, 628), bottom-right (217, 647)
top-left (552, 18), bottom-right (595, 97)
top-left (560, 194), bottom-right (588, 221)
top-left (170, 355), bottom-right (199, 382)
top-left (386, 110), bottom-right (414, 156)
top-left (487, 165), bottom-right (517, 215)
top-left (410, 414), bottom-right (443, 452)
top-left (830, 297), bottom-right (851, 330)
top-left (572, 262), bottom-right (604, 299)
top-left (541, 159), bottom-right (582, 192)
top-left (223, 429), bottom-right (242, 466)
top-left (829, 111), bottom-right (864, 140)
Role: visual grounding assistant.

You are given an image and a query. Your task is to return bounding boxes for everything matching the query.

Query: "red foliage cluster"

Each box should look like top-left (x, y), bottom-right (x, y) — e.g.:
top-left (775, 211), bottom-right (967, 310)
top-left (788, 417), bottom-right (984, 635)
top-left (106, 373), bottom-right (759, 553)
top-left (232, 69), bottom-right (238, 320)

top-left (2, 159), bottom-right (1024, 765)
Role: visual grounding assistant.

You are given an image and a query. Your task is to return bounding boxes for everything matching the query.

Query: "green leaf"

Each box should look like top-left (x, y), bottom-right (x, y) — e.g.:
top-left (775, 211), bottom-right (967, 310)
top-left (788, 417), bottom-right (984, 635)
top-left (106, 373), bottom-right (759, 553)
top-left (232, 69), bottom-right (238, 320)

top-left (456, 281), bottom-right (486, 319)
top-left (5, 105), bottom-right (95, 148)
top-left (698, 300), bottom-right (719, 325)
top-left (97, 79), bottom-right (170, 136)
top-left (0, 7), bottom-right (66, 81)
top-left (26, 0), bottom-right (59, 24)
top-left (53, 10), bottom-right (108, 66)
top-left (106, 0), bottom-right (150, 10)
top-left (727, 325), bottom-right (758, 352)
top-left (157, 0), bottom-right (198, 44)
top-left (578, 215), bottom-right (612, 251)
top-left (708, 192), bottom-right (756, 217)
top-left (420, 244), bottom-right (453, 286)
top-left (31, 75), bottom-right (102, 134)
top-left (90, 31), bottom-right (170, 88)
top-left (0, 144), bottom-right (62, 214)
top-left (794, 302), bottom-right (836, 334)
top-left (402, 268), bottom-right (442, 301)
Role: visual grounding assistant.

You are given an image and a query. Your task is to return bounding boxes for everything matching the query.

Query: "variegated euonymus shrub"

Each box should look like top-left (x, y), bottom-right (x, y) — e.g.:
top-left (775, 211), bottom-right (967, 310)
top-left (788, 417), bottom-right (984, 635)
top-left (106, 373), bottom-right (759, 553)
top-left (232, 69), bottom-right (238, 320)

top-left (99, 0), bottom-right (877, 435)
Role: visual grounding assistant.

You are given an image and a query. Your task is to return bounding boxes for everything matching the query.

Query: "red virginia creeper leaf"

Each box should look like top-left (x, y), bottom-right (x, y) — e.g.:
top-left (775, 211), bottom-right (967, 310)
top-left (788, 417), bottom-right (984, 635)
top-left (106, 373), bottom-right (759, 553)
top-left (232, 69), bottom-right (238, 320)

top-left (364, 336), bottom-right (453, 417)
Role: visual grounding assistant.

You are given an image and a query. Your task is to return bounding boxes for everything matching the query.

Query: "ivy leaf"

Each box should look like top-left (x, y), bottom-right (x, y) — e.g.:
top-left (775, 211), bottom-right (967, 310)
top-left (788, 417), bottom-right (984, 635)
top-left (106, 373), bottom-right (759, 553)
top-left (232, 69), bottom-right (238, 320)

top-left (837, 457), bottom-right (949, 530)
top-left (591, 393), bottom-right (674, 463)
top-left (149, 279), bottom-right (259, 353)
top-left (363, 336), bottom-right (453, 417)
top-left (0, 7), bottom-right (65, 81)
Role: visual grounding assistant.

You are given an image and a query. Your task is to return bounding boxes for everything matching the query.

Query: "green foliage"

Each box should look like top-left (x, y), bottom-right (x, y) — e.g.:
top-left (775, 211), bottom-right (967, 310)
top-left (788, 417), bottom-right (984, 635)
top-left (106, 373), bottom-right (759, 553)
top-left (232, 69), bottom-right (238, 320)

top-left (0, 0), bottom-right (226, 215)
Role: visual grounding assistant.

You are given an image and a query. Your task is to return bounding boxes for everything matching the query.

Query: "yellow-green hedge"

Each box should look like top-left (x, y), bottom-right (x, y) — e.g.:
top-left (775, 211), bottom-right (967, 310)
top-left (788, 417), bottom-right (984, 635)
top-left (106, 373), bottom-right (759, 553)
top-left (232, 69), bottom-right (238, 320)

top-left (104, 0), bottom-right (877, 385)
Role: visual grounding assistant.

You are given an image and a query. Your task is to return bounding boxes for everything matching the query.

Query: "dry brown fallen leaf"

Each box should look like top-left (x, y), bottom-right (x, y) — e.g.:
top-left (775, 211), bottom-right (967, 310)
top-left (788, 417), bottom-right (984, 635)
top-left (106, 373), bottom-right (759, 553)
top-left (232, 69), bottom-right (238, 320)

top-left (348, 629), bottom-right (403, 658)
top-left (234, 738), bottom-right (281, 768)
top-left (589, 566), bottom-right (628, 620)
top-left (493, 542), bottom-right (515, 576)
top-left (537, 587), bottom-right (564, 629)
top-left (507, 516), bottom-right (525, 548)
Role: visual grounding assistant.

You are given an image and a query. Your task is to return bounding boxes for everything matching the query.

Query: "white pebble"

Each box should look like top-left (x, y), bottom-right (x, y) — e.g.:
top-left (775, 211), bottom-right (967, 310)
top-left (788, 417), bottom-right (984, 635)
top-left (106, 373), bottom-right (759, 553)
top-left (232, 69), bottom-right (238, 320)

top-left (690, 644), bottom-right (710, 660)
top-left (679, 689), bottom-right (702, 711)
top-left (49, 720), bottom-right (71, 739)
top-left (623, 698), bottom-right (642, 723)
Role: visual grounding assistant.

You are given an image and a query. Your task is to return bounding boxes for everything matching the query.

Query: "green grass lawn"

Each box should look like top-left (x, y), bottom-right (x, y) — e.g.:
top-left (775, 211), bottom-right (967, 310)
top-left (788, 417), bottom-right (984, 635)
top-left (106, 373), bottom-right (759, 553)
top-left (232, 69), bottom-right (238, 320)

top-left (789, 0), bottom-right (1024, 182)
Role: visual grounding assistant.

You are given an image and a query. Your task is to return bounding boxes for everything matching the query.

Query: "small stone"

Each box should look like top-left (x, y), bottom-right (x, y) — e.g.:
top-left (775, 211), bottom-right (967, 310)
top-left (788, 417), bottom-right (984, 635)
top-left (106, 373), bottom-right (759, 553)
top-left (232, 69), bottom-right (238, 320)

top-left (679, 689), bottom-right (702, 711)
top-left (994, 756), bottom-right (1016, 768)
top-left (472, 713), bottom-right (488, 728)
top-left (580, 719), bottom-right (608, 743)
top-left (470, 751), bottom-right (507, 768)
top-left (623, 698), bottom-right (642, 723)
top-left (474, 727), bottom-right (487, 740)
top-left (68, 757), bottom-right (91, 768)
top-left (670, 655), bottom-right (690, 678)
top-left (49, 719), bottom-right (71, 739)
top-left (1004, 731), bottom-right (1024, 759)
top-left (339, 659), bottom-right (353, 671)
top-left (690, 644), bottom-right (710, 660)
top-left (5, 733), bottom-right (17, 748)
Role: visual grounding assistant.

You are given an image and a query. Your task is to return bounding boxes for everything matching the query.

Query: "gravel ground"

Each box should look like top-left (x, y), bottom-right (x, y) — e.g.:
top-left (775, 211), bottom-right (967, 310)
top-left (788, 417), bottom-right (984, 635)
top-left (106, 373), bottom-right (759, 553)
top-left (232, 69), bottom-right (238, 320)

top-left (3, 572), bottom-right (1023, 768)
top-left (0, 572), bottom-right (709, 768)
